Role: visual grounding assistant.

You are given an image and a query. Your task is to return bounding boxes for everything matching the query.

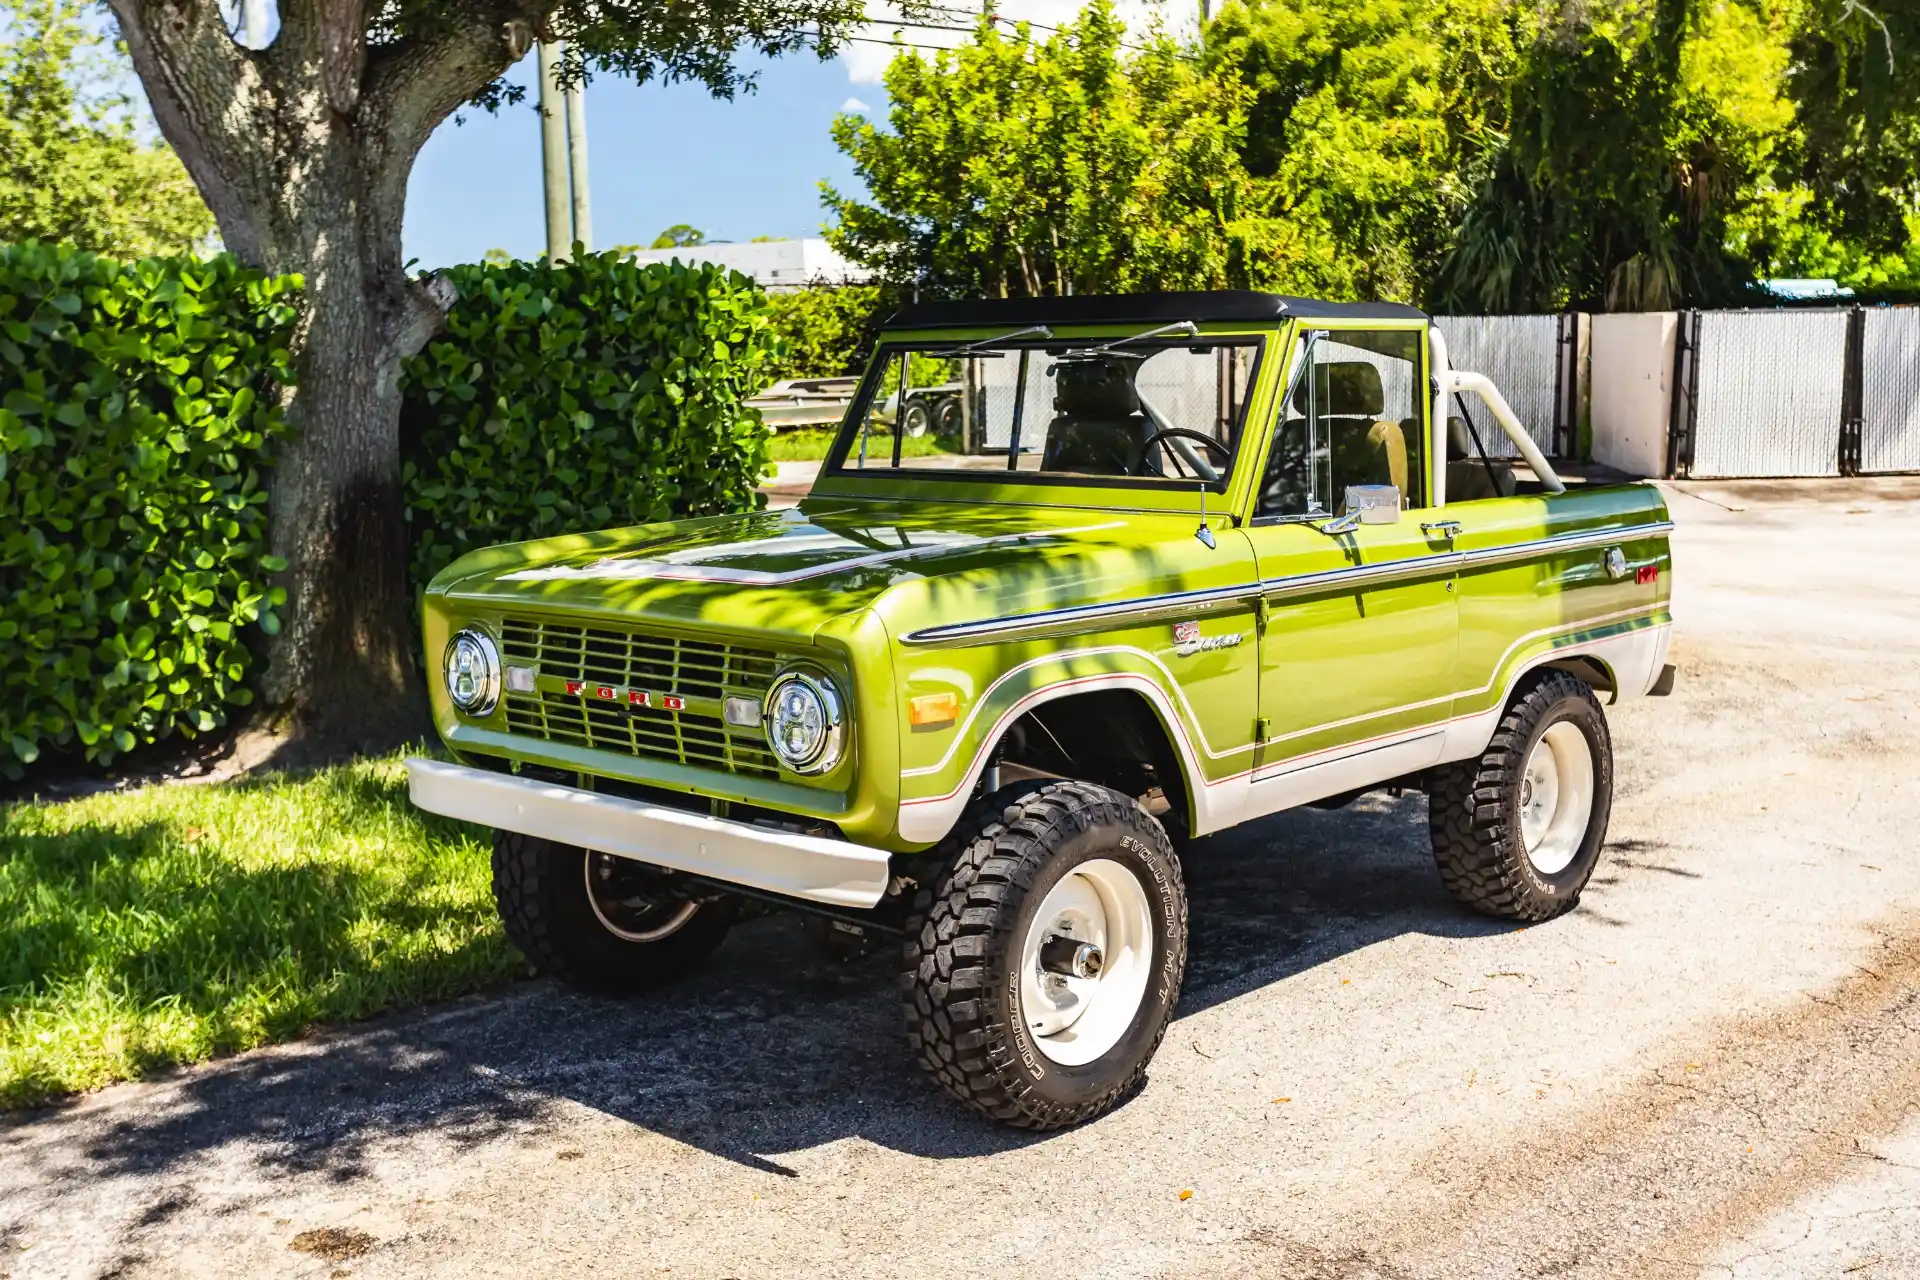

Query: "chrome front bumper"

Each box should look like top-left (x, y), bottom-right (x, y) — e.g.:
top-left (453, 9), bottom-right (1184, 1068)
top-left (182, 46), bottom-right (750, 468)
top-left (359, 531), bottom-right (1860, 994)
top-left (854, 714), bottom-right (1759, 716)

top-left (405, 758), bottom-right (890, 908)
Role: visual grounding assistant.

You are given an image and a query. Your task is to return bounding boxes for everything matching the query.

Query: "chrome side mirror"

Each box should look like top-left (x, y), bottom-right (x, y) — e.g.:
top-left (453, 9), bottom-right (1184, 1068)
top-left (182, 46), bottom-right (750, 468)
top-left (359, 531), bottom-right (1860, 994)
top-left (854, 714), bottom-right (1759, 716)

top-left (1313, 485), bottom-right (1402, 538)
top-left (1346, 484), bottom-right (1402, 525)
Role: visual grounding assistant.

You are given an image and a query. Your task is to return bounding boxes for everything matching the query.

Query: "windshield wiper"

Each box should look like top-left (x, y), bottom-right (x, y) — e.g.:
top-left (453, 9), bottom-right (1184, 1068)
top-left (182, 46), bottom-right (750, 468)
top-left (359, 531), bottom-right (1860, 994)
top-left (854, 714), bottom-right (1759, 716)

top-left (929, 324), bottom-right (1054, 358)
top-left (1090, 320), bottom-right (1198, 352)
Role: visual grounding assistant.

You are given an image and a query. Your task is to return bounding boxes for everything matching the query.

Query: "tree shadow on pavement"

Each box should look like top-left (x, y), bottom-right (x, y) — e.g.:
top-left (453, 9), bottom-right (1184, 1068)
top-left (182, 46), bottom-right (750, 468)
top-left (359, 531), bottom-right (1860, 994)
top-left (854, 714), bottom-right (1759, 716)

top-left (3, 791), bottom-right (1518, 1193)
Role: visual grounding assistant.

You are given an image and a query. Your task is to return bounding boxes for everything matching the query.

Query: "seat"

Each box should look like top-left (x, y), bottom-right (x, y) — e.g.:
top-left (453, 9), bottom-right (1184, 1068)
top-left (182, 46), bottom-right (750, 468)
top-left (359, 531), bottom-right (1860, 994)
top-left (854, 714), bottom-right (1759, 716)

top-left (1300, 361), bottom-right (1409, 505)
top-left (1040, 357), bottom-right (1153, 476)
top-left (1444, 415), bottom-right (1517, 500)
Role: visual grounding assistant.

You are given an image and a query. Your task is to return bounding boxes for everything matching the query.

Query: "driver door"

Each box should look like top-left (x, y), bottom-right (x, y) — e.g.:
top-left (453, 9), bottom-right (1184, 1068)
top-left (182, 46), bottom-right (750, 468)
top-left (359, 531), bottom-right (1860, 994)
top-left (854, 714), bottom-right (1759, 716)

top-left (1241, 325), bottom-right (1461, 814)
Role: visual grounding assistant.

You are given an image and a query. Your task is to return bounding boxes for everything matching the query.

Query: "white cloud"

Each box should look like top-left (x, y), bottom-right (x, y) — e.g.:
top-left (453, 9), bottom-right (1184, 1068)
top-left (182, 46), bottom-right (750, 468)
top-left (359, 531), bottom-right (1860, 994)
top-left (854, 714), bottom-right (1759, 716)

top-left (840, 96), bottom-right (873, 114)
top-left (840, 0), bottom-right (1196, 86)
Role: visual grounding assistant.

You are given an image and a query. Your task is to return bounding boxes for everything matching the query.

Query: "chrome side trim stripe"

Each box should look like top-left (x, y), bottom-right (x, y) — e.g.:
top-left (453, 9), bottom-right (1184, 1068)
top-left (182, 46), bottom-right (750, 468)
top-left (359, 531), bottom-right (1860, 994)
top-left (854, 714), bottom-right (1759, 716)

top-left (1457, 520), bottom-right (1675, 571)
top-left (903, 581), bottom-right (1260, 645)
top-left (1258, 551), bottom-right (1460, 602)
top-left (901, 520), bottom-right (1674, 646)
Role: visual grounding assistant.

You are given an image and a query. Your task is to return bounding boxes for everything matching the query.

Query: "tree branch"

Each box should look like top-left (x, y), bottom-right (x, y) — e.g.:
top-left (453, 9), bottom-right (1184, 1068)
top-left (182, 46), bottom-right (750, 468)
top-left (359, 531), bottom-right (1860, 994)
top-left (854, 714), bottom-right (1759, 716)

top-left (361, 5), bottom-right (537, 244)
top-left (275, 0), bottom-right (370, 115)
top-left (365, 5), bottom-right (538, 168)
top-left (107, 0), bottom-right (280, 261)
top-left (358, 6), bottom-right (538, 348)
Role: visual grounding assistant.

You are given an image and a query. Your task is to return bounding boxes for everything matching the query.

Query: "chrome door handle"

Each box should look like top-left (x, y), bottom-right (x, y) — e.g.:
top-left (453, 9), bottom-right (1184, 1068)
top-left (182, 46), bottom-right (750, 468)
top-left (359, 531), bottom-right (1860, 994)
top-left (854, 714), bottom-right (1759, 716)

top-left (1421, 520), bottom-right (1463, 540)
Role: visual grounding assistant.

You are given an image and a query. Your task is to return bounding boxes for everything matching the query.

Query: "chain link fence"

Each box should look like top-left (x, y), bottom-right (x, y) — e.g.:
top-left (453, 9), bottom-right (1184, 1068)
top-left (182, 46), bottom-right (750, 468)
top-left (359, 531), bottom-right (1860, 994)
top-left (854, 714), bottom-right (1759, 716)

top-left (1860, 308), bottom-right (1920, 475)
top-left (1681, 310), bottom-right (1849, 478)
top-left (1432, 315), bottom-right (1569, 457)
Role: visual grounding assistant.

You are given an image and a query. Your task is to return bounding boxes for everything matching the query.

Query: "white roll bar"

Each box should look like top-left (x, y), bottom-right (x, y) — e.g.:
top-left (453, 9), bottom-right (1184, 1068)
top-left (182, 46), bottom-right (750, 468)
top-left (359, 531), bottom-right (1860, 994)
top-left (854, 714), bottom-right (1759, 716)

top-left (1428, 326), bottom-right (1566, 499)
top-left (1429, 325), bottom-right (1451, 508)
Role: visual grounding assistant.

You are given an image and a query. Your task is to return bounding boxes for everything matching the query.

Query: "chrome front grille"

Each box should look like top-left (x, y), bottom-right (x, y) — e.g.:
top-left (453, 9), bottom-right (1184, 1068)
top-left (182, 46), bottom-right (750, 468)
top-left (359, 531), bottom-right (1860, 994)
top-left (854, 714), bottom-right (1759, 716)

top-left (498, 617), bottom-right (787, 780)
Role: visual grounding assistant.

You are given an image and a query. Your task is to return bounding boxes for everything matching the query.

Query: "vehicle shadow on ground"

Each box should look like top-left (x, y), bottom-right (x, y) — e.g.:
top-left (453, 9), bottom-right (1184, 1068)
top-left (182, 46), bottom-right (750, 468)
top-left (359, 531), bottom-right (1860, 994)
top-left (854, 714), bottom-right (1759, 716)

top-left (5, 792), bottom-right (1520, 1190)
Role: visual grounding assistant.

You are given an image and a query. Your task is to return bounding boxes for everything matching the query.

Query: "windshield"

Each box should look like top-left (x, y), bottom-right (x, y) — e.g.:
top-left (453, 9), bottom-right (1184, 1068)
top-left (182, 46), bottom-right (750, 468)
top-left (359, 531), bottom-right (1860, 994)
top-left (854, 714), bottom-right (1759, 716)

top-left (823, 333), bottom-right (1263, 490)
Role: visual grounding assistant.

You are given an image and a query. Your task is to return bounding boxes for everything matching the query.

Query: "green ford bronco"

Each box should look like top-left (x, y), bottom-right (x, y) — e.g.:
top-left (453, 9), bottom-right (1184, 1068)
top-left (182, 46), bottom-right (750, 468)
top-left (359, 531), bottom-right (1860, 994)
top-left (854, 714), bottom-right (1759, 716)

top-left (408, 291), bottom-right (1675, 1129)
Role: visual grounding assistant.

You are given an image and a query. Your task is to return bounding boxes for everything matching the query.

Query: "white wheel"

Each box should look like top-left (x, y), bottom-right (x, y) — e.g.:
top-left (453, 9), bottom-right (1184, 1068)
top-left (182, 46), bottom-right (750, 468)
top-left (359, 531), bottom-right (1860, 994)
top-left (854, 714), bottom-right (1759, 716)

top-left (1017, 857), bottom-right (1155, 1067)
top-left (493, 833), bottom-right (737, 993)
top-left (1519, 720), bottom-right (1596, 876)
top-left (904, 780), bottom-right (1188, 1129)
top-left (584, 852), bottom-right (702, 942)
top-left (1430, 671), bottom-right (1614, 922)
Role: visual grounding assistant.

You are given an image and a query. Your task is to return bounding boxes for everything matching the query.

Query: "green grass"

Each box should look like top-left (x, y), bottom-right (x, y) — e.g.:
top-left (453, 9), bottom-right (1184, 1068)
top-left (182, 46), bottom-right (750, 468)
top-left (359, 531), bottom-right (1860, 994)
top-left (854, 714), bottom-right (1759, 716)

top-left (767, 427), bottom-right (957, 462)
top-left (0, 753), bottom-right (524, 1110)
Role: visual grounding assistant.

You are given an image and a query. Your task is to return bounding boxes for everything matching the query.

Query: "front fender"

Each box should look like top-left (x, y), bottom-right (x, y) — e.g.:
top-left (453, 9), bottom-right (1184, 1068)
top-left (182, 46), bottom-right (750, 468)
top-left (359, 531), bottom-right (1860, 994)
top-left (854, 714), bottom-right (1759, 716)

top-left (891, 639), bottom-right (1255, 846)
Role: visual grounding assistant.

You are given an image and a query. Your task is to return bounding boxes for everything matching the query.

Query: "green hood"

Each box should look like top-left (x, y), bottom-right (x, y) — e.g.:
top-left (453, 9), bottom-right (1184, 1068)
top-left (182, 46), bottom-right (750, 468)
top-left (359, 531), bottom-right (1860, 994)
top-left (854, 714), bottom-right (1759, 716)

top-left (427, 499), bottom-right (1221, 646)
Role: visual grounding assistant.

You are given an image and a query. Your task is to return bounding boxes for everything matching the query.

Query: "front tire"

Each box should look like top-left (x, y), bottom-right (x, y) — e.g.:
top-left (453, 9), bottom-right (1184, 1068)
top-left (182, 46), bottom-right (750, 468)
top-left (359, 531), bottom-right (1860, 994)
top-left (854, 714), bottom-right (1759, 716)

top-left (1428, 670), bottom-right (1614, 921)
top-left (902, 781), bottom-right (1188, 1130)
top-left (491, 831), bottom-right (737, 993)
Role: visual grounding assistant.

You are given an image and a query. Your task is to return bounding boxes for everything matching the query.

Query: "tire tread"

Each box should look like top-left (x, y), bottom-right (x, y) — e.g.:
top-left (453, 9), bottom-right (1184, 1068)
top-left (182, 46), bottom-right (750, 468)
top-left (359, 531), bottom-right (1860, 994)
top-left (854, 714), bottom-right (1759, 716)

top-left (1428, 670), bottom-right (1611, 922)
top-left (901, 780), bottom-right (1187, 1130)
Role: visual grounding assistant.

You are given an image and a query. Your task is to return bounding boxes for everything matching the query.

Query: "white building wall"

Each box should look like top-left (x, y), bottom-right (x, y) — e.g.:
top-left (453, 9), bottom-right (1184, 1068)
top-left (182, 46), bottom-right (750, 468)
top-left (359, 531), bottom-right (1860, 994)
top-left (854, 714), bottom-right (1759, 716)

top-left (626, 239), bottom-right (873, 290)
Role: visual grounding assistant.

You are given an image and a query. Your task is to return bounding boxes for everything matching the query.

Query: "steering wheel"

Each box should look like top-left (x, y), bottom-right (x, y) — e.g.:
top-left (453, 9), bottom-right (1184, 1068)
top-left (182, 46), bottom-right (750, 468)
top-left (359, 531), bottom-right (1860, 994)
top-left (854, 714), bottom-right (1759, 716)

top-left (1138, 427), bottom-right (1232, 479)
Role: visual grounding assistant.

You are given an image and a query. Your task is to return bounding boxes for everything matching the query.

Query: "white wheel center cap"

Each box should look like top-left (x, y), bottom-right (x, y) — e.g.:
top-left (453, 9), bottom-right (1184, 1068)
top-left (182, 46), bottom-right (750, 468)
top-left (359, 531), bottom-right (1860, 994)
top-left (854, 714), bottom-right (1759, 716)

top-left (1017, 858), bottom-right (1156, 1068)
top-left (1520, 721), bottom-right (1596, 877)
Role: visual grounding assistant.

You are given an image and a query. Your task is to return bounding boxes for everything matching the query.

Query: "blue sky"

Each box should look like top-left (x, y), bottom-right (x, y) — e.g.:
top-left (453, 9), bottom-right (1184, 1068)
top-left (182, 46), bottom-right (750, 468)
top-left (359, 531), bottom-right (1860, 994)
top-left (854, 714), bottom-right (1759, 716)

top-left (400, 1), bottom-right (1192, 269)
top-left (402, 53), bottom-right (872, 268)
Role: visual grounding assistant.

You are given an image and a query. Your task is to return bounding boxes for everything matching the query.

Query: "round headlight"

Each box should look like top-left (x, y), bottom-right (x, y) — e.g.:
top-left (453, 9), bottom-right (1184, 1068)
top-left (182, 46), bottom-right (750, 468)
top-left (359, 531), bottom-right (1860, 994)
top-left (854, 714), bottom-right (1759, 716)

top-left (764, 670), bottom-right (845, 775)
top-left (444, 629), bottom-right (500, 716)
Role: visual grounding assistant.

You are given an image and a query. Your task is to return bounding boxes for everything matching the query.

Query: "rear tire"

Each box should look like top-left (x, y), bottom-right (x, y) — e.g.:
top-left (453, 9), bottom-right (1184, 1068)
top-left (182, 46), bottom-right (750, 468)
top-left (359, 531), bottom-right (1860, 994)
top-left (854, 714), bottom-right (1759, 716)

top-left (933, 396), bottom-right (962, 438)
top-left (491, 831), bottom-right (737, 993)
top-left (902, 781), bottom-right (1188, 1130)
top-left (1428, 670), bottom-right (1614, 922)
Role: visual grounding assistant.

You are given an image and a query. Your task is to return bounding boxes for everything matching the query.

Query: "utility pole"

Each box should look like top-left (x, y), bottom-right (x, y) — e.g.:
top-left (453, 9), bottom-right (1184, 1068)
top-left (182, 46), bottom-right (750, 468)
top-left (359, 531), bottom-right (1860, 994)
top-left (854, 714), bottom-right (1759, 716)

top-left (537, 40), bottom-right (573, 261)
top-left (565, 76), bottom-right (592, 252)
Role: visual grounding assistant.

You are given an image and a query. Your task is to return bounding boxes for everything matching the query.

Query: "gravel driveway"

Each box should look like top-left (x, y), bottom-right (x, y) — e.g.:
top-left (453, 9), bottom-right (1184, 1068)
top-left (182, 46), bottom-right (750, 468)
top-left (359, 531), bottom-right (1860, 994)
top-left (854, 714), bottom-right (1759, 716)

top-left (4, 477), bottom-right (1918, 1280)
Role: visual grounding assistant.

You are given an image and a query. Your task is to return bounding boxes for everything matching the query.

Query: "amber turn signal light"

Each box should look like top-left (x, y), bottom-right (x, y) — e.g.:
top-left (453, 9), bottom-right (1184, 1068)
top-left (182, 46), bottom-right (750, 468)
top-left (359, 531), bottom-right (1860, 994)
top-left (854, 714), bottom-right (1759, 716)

top-left (909, 692), bottom-right (959, 726)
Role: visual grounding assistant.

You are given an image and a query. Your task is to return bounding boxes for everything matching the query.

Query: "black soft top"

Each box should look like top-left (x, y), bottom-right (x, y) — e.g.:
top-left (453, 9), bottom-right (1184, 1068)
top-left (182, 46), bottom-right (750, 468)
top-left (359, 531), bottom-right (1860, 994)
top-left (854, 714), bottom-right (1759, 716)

top-left (885, 290), bottom-right (1427, 329)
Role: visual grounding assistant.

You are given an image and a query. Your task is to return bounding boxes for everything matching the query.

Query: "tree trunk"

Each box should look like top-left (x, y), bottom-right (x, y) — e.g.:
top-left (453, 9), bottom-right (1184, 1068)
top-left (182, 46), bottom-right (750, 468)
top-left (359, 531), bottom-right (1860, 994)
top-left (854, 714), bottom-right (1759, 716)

top-left (107, 0), bottom-right (529, 760)
top-left (258, 185), bottom-right (433, 752)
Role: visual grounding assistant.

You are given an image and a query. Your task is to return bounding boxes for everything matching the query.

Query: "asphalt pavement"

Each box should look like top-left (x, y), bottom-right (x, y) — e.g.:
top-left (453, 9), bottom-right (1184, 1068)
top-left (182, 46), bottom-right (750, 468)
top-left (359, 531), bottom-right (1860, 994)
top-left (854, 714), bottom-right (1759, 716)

top-left (3, 476), bottom-right (1917, 1280)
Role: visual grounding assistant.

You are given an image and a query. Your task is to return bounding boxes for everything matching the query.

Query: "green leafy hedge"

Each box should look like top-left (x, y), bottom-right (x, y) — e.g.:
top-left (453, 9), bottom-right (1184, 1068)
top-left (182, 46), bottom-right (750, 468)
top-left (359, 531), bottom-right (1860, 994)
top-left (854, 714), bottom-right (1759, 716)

top-left (0, 243), bottom-right (298, 777)
top-left (761, 282), bottom-right (887, 382)
top-left (401, 253), bottom-right (777, 586)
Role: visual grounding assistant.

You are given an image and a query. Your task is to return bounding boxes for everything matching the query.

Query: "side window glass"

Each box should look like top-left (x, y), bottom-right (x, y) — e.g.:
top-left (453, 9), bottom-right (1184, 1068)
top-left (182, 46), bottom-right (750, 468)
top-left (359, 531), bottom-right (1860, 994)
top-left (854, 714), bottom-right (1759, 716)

top-left (1258, 329), bottom-right (1424, 518)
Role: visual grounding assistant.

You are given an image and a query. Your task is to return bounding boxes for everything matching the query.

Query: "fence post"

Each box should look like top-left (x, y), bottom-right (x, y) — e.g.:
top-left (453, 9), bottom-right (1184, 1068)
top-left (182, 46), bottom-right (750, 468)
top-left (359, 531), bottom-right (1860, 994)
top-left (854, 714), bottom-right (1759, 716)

top-left (1665, 310), bottom-right (1700, 479)
top-left (1553, 313), bottom-right (1573, 457)
top-left (1839, 305), bottom-right (1865, 476)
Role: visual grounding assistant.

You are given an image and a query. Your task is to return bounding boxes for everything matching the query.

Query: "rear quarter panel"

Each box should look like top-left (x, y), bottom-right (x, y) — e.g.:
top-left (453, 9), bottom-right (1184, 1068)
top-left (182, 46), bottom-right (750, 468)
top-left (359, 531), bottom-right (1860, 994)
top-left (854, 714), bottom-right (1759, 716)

top-left (1448, 481), bottom-right (1674, 729)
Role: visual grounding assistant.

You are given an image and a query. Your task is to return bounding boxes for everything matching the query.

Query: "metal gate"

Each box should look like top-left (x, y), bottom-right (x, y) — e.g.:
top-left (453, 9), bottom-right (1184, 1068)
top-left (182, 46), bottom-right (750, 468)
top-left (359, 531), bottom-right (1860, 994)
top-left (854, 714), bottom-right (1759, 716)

top-left (1859, 307), bottom-right (1920, 474)
top-left (1432, 315), bottom-right (1571, 456)
top-left (1680, 309), bottom-right (1849, 478)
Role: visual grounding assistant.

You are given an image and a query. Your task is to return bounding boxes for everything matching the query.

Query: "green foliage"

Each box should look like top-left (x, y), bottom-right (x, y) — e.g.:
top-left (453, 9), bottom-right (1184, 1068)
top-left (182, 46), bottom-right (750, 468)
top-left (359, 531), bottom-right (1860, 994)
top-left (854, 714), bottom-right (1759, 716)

top-left (825, 2), bottom-right (1260, 297)
top-left (833, 0), bottom-right (1915, 311)
top-left (1205, 0), bottom-right (1529, 301)
top-left (0, 0), bottom-right (214, 258)
top-left (1432, 0), bottom-right (1800, 311)
top-left (0, 242), bottom-right (298, 777)
top-left (761, 283), bottom-right (885, 380)
top-left (1728, 189), bottom-right (1920, 297)
top-left (651, 224), bottom-right (707, 248)
top-left (400, 252), bottom-right (776, 587)
top-left (0, 752), bottom-right (520, 1109)
top-left (1784, 0), bottom-right (1920, 268)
